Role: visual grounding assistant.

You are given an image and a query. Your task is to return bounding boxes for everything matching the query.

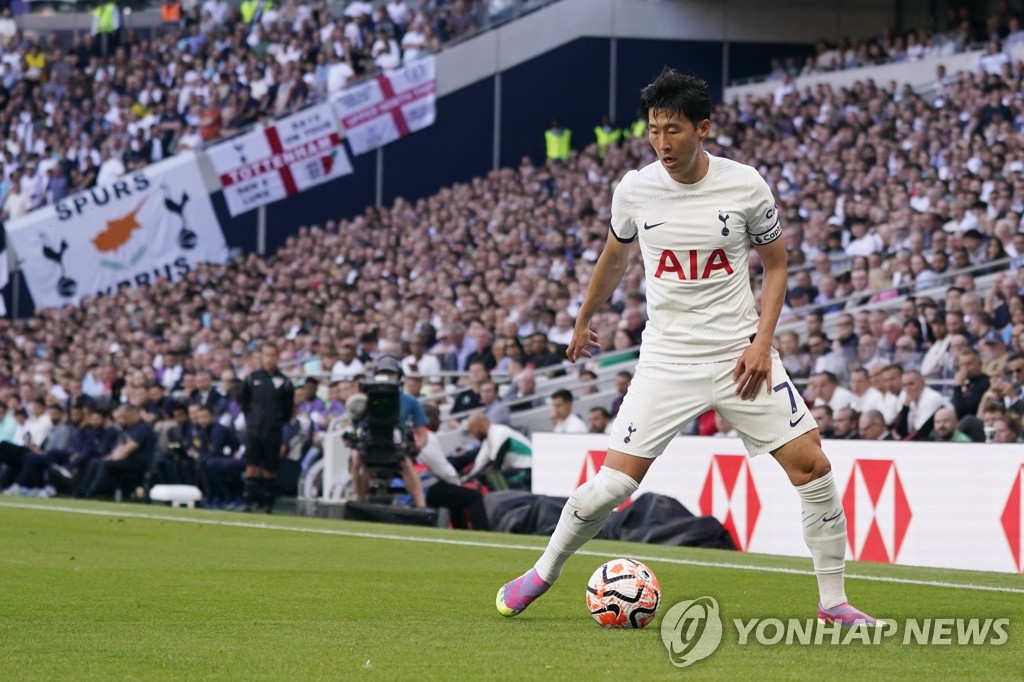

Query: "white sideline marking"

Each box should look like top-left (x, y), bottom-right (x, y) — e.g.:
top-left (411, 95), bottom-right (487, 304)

top-left (2, 501), bottom-right (1023, 595)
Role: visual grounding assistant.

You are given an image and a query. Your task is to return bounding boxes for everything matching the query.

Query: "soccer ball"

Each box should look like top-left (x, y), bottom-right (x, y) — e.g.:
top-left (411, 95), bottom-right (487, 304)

top-left (586, 558), bottom-right (661, 629)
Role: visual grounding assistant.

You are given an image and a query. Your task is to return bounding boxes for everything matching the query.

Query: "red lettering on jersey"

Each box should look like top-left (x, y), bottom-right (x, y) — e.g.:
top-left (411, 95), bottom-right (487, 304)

top-left (655, 249), bottom-right (685, 279)
top-left (655, 249), bottom-right (734, 280)
top-left (702, 248), bottom-right (734, 278)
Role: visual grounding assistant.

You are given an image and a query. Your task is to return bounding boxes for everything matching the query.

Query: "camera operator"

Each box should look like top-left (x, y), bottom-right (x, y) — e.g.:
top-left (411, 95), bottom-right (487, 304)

top-left (349, 356), bottom-right (427, 508)
top-left (418, 404), bottom-right (490, 530)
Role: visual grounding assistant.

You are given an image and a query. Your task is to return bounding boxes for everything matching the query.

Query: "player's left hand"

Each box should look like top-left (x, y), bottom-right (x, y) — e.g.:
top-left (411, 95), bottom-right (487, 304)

top-left (733, 342), bottom-right (772, 401)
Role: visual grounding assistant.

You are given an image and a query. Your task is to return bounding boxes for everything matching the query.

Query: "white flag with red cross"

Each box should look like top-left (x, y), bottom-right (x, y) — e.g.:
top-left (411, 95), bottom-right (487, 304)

top-left (331, 56), bottom-right (437, 156)
top-left (207, 102), bottom-right (353, 217)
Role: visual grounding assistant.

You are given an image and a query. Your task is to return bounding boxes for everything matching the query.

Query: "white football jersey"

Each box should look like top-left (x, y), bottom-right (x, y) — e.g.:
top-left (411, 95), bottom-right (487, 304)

top-left (610, 153), bottom-right (781, 363)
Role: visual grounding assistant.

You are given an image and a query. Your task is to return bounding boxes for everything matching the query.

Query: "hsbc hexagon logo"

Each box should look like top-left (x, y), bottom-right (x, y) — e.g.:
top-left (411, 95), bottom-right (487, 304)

top-left (1000, 464), bottom-right (1024, 573)
top-left (842, 459), bottom-right (912, 563)
top-left (699, 454), bottom-right (761, 551)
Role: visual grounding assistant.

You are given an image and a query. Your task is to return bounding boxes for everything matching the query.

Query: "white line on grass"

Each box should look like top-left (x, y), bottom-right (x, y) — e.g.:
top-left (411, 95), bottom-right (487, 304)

top-left (3, 500), bottom-right (1023, 595)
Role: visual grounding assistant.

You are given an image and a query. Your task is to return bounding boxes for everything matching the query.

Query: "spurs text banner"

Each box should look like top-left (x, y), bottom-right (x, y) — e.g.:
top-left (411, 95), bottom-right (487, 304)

top-left (8, 153), bottom-right (226, 308)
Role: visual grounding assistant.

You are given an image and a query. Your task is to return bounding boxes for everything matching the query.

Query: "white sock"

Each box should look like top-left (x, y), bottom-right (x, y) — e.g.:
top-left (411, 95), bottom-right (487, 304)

top-left (795, 471), bottom-right (848, 609)
top-left (534, 466), bottom-right (639, 584)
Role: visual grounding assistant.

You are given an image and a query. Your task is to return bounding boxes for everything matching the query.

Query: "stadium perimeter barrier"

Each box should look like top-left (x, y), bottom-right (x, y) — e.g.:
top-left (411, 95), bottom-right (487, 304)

top-left (531, 433), bottom-right (1024, 574)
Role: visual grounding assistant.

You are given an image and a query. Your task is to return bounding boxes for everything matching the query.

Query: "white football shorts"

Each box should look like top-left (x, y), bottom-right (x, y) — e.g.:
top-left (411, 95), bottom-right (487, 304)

top-left (608, 349), bottom-right (817, 457)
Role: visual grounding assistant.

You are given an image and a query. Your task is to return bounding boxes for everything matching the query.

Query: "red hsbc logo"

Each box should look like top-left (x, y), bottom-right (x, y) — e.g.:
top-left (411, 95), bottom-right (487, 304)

top-left (1000, 464), bottom-right (1024, 573)
top-left (842, 459), bottom-right (912, 563)
top-left (699, 454), bottom-right (761, 551)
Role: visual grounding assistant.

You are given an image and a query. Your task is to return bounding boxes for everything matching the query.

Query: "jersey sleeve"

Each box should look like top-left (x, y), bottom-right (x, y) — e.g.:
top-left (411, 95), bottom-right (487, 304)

top-left (609, 170), bottom-right (638, 244)
top-left (746, 174), bottom-right (782, 246)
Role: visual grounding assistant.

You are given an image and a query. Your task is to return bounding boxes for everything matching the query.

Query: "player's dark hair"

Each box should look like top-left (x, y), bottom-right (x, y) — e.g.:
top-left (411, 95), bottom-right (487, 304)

top-left (638, 67), bottom-right (711, 128)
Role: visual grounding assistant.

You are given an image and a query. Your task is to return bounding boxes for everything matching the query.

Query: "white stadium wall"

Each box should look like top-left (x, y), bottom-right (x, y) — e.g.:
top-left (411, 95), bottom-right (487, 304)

top-left (533, 434), bottom-right (1024, 574)
top-left (437, 0), bottom-right (897, 97)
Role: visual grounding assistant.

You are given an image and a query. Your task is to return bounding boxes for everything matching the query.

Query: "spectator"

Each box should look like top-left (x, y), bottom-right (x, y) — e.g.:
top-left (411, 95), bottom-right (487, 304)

top-left (858, 410), bottom-right (892, 441)
top-left (894, 371), bottom-right (951, 441)
top-left (609, 370), bottom-right (632, 417)
top-left (832, 407), bottom-right (859, 440)
top-left (587, 406), bottom-right (612, 434)
top-left (578, 369), bottom-right (600, 396)
top-left (811, 404), bottom-right (835, 438)
top-left (550, 389), bottom-right (587, 434)
top-left (505, 368), bottom-right (540, 412)
top-left (438, 323), bottom-right (477, 373)
top-left (331, 342), bottom-right (366, 381)
top-left (479, 380), bottom-right (511, 426)
top-left (848, 368), bottom-right (885, 416)
top-left (879, 364), bottom-right (904, 425)
top-left (402, 335), bottom-right (442, 380)
top-left (931, 407), bottom-right (973, 442)
top-left (190, 370), bottom-right (224, 411)
top-left (452, 360), bottom-right (490, 414)
top-left (808, 371), bottom-right (854, 412)
top-left (951, 349), bottom-right (991, 419)
top-left (994, 416), bottom-right (1023, 443)
top-left (979, 331), bottom-right (1011, 377)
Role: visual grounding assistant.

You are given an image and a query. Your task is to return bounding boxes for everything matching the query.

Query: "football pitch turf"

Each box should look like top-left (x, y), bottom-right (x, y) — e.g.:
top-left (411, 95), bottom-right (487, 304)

top-left (1, 499), bottom-right (1022, 681)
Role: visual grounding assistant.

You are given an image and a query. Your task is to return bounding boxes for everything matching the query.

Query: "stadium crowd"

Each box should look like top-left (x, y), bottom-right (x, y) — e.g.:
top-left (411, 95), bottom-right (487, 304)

top-left (0, 0), bottom-right (502, 218)
top-left (762, 3), bottom-right (1024, 80)
top-left (1, 7), bottom-right (1024, 502)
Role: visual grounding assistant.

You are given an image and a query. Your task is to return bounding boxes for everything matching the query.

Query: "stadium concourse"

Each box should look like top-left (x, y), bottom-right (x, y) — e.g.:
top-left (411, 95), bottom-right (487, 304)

top-left (2, 14), bottom-right (1024, 505)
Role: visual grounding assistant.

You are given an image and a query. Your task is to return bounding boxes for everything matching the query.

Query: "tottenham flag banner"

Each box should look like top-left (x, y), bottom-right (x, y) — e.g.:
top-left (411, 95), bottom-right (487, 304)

top-left (207, 102), bottom-right (353, 216)
top-left (7, 153), bottom-right (226, 309)
top-left (332, 56), bottom-right (437, 155)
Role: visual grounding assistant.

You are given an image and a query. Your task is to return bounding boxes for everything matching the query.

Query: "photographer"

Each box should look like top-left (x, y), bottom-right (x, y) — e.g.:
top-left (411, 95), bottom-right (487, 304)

top-left (349, 356), bottom-right (427, 509)
top-left (418, 404), bottom-right (490, 530)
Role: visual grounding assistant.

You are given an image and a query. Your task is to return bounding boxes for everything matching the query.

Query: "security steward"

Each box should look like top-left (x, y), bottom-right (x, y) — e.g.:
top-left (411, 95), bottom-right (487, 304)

top-left (240, 342), bottom-right (294, 513)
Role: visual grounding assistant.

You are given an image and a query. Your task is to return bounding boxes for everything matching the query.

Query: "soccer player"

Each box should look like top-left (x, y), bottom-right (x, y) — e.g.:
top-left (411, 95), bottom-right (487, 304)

top-left (496, 68), bottom-right (878, 627)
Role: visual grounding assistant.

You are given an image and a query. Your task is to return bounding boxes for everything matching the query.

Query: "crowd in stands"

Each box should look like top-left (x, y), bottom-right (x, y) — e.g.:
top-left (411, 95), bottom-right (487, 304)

top-left (0, 0), bottom-right (506, 219)
top-left (1, 7), bottom-right (1024, 501)
top-left (763, 3), bottom-right (1024, 80)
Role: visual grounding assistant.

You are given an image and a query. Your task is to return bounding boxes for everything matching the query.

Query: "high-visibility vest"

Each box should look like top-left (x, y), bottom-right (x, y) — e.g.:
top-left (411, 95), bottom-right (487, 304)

top-left (545, 128), bottom-right (571, 161)
top-left (93, 2), bottom-right (117, 33)
top-left (627, 118), bottom-right (647, 139)
top-left (161, 0), bottom-right (181, 23)
top-left (594, 125), bottom-right (621, 155)
top-left (240, 0), bottom-right (271, 23)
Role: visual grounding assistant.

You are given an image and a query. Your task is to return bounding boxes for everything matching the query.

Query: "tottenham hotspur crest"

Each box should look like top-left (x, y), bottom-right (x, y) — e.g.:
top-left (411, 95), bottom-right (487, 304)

top-left (718, 211), bottom-right (730, 236)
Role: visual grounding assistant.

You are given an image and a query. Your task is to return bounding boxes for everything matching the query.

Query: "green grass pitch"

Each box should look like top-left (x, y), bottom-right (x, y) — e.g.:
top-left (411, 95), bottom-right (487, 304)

top-left (1, 498), bottom-right (1022, 681)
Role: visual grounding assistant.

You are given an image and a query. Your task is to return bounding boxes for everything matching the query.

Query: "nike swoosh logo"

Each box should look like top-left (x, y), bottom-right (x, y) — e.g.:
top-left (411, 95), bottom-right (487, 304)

top-left (572, 510), bottom-right (598, 524)
top-left (789, 412), bottom-right (807, 428)
top-left (643, 221), bottom-right (666, 230)
top-left (822, 510), bottom-right (843, 524)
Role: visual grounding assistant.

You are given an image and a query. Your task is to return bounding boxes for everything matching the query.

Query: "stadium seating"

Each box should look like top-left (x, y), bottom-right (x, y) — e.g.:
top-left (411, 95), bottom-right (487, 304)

top-left (2, 4), bottom-right (1024, 506)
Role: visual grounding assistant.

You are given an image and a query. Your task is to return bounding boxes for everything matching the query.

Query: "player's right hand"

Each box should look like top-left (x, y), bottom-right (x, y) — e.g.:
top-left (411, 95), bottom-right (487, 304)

top-left (567, 325), bottom-right (601, 363)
